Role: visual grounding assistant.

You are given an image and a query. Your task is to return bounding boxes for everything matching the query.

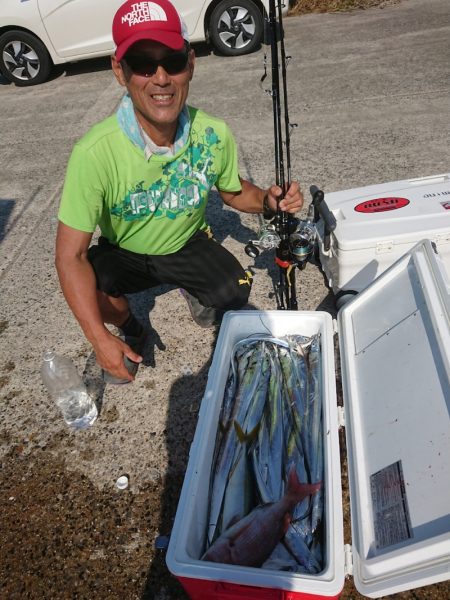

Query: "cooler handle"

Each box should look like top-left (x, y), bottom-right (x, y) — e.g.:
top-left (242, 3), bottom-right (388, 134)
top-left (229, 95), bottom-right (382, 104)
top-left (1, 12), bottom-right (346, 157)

top-left (213, 581), bottom-right (283, 599)
top-left (310, 185), bottom-right (337, 232)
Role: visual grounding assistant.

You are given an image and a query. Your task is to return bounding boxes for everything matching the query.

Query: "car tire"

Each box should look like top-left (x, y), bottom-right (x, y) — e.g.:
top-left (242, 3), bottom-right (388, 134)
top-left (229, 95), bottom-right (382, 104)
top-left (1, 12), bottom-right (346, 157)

top-left (209, 0), bottom-right (264, 56)
top-left (0, 30), bottom-right (52, 86)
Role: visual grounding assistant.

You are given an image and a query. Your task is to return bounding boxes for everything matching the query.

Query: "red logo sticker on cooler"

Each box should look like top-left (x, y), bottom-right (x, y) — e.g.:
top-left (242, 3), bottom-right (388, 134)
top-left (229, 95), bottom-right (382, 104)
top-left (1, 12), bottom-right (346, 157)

top-left (354, 197), bottom-right (410, 213)
top-left (442, 201), bottom-right (450, 210)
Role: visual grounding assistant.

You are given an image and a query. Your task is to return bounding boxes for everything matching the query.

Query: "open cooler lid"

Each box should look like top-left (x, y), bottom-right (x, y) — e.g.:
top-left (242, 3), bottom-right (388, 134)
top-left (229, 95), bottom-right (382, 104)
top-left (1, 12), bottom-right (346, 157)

top-left (338, 239), bottom-right (450, 597)
top-left (324, 173), bottom-right (450, 252)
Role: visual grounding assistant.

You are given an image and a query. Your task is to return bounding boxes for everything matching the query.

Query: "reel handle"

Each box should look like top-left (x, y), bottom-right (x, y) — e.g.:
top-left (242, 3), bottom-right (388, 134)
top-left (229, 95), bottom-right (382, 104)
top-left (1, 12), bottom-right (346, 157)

top-left (245, 242), bottom-right (260, 259)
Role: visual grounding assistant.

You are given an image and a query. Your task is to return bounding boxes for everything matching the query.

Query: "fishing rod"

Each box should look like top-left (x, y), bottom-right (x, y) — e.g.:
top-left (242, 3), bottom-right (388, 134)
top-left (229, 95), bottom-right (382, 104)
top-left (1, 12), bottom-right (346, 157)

top-left (245, 0), bottom-right (336, 310)
top-left (269, 0), bottom-right (298, 310)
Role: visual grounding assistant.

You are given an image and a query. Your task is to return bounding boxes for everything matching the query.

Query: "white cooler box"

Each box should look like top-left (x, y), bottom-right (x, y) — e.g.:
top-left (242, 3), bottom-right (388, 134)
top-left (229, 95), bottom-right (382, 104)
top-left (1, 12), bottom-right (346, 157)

top-left (316, 174), bottom-right (450, 300)
top-left (166, 239), bottom-right (450, 600)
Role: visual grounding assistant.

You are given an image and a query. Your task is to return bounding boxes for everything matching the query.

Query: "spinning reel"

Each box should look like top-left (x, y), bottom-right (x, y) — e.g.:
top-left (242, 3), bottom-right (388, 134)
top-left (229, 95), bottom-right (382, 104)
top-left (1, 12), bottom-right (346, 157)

top-left (245, 215), bottom-right (317, 270)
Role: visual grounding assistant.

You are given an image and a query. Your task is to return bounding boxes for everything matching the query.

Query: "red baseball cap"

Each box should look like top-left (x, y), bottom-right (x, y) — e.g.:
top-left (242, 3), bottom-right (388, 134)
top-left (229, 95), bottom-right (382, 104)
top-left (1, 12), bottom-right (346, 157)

top-left (112, 0), bottom-right (188, 61)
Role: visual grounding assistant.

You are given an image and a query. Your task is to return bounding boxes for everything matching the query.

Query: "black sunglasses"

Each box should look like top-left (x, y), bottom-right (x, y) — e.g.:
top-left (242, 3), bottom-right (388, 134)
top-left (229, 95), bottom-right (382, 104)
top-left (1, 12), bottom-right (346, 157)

top-left (123, 51), bottom-right (189, 77)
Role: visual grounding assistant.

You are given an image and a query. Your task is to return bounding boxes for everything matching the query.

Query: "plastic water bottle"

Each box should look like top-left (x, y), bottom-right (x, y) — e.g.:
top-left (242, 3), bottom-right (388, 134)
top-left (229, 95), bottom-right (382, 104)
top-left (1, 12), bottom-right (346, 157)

top-left (41, 350), bottom-right (98, 429)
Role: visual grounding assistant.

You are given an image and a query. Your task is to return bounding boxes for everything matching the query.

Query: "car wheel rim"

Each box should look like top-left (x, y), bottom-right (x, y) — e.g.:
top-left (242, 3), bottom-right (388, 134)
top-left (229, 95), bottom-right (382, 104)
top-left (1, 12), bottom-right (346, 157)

top-left (3, 40), bottom-right (40, 81)
top-left (217, 7), bottom-right (256, 50)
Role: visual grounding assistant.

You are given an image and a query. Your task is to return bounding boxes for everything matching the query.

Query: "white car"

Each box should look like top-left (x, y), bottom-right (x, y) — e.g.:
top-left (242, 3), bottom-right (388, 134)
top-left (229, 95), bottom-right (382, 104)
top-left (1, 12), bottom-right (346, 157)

top-left (0, 0), bottom-right (287, 86)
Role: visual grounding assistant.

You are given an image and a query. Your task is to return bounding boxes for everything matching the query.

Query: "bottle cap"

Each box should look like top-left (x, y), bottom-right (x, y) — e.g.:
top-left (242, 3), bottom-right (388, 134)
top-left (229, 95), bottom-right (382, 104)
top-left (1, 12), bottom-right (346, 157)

top-left (116, 475), bottom-right (129, 490)
top-left (43, 349), bottom-right (55, 361)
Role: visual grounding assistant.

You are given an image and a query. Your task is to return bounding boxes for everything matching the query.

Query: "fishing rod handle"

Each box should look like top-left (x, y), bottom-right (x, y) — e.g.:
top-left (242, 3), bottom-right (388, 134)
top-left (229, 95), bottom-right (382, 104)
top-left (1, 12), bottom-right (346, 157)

top-left (310, 185), bottom-right (337, 232)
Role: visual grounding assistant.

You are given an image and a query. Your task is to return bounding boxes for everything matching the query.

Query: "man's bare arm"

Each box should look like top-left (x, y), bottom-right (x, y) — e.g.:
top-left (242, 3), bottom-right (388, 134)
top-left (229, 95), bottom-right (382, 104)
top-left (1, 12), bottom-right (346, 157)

top-left (219, 178), bottom-right (303, 214)
top-left (55, 222), bottom-right (141, 381)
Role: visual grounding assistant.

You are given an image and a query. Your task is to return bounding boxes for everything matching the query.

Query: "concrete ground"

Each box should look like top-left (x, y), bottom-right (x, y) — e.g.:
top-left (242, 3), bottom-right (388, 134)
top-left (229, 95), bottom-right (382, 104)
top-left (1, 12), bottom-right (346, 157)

top-left (0, 0), bottom-right (449, 598)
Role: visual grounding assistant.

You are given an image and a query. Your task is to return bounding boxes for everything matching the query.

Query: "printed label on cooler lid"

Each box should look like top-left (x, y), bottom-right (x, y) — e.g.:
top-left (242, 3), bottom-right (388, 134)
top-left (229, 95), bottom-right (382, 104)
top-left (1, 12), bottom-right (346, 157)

top-left (354, 197), bottom-right (410, 213)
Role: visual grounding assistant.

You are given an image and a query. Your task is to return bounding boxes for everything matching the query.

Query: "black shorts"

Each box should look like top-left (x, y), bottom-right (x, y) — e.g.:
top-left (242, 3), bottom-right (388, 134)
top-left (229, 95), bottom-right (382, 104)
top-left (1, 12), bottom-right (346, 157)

top-left (87, 230), bottom-right (252, 311)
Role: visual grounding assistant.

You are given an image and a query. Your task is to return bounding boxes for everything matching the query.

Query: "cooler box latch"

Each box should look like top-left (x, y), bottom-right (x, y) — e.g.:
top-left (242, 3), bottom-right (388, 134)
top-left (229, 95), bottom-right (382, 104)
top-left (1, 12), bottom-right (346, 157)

top-left (332, 318), bottom-right (339, 335)
top-left (375, 240), bottom-right (394, 254)
top-left (344, 544), bottom-right (353, 577)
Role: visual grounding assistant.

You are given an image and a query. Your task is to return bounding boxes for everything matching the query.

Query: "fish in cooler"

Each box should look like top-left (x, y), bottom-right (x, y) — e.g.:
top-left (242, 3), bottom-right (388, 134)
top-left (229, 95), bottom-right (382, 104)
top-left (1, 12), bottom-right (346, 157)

top-left (202, 465), bottom-right (320, 567)
top-left (203, 334), bottom-right (325, 573)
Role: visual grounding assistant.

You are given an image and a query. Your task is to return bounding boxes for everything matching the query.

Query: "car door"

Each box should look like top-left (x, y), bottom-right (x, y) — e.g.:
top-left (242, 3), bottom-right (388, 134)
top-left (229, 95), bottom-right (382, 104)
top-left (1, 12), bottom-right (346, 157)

top-left (170, 0), bottom-right (205, 40)
top-left (38, 0), bottom-right (207, 59)
top-left (37, 0), bottom-right (124, 58)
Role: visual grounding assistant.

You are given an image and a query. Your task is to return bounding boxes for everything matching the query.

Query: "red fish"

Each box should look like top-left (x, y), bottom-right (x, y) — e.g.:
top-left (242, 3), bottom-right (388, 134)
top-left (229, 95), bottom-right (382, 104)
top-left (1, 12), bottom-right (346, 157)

top-left (202, 466), bottom-right (321, 567)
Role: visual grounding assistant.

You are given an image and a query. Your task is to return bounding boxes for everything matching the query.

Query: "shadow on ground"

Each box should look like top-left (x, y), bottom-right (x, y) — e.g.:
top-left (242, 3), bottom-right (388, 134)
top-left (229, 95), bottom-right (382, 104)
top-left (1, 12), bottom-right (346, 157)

top-left (0, 199), bottom-right (14, 243)
top-left (141, 356), bottom-right (215, 599)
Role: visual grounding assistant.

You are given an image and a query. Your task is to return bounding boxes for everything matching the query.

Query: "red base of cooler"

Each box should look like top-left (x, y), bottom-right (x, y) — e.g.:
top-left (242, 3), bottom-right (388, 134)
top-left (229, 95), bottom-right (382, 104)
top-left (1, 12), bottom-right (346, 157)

top-left (177, 576), bottom-right (342, 600)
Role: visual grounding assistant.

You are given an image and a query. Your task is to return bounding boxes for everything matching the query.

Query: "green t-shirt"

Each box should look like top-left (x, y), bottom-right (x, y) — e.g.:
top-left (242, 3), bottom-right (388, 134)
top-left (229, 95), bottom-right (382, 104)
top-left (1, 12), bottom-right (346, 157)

top-left (58, 106), bottom-right (241, 255)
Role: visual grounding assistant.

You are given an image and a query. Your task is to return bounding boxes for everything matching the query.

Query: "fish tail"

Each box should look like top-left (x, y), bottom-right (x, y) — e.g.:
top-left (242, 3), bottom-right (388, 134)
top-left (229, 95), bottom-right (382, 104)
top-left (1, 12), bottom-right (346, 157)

top-left (233, 420), bottom-right (260, 444)
top-left (286, 464), bottom-right (321, 504)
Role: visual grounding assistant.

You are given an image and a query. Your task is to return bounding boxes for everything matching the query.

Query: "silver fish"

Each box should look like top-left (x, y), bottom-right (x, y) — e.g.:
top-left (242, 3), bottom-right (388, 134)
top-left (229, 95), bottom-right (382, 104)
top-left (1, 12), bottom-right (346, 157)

top-left (261, 541), bottom-right (299, 572)
top-left (207, 343), bottom-right (265, 545)
top-left (220, 348), bottom-right (271, 531)
top-left (283, 522), bottom-right (322, 574)
top-left (251, 411), bottom-right (272, 504)
top-left (219, 421), bottom-right (258, 532)
top-left (206, 334), bottom-right (325, 573)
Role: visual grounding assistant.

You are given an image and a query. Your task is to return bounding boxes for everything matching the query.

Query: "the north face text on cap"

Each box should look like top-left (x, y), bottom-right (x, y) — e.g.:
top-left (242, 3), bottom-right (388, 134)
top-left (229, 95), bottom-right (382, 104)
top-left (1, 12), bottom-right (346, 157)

top-left (122, 2), bottom-right (168, 26)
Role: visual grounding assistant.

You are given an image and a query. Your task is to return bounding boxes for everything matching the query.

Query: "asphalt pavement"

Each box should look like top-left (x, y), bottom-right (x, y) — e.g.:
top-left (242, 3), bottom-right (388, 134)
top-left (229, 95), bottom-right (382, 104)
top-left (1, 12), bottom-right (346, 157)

top-left (0, 0), bottom-right (449, 598)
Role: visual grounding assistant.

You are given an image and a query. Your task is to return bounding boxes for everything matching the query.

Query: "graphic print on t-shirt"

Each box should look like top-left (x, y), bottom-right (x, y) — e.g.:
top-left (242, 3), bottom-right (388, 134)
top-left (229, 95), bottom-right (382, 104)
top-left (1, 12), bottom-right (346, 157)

top-left (111, 126), bottom-right (221, 222)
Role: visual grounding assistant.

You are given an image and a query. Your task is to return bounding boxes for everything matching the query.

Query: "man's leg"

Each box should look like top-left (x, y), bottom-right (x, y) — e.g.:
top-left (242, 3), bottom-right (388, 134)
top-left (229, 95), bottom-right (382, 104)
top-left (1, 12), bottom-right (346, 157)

top-left (147, 231), bottom-right (253, 326)
top-left (87, 239), bottom-right (157, 381)
top-left (96, 290), bottom-right (130, 328)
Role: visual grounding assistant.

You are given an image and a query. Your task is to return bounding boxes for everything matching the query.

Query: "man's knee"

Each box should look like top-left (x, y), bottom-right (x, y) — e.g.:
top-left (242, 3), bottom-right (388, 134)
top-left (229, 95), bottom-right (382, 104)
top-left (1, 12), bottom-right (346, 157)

top-left (88, 245), bottom-right (123, 297)
top-left (216, 269), bottom-right (253, 310)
